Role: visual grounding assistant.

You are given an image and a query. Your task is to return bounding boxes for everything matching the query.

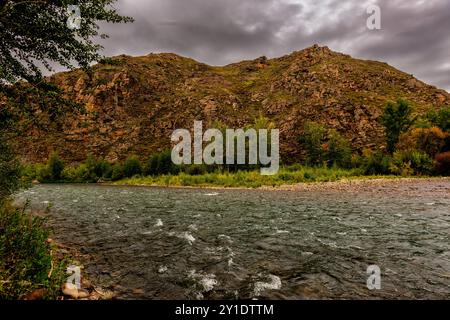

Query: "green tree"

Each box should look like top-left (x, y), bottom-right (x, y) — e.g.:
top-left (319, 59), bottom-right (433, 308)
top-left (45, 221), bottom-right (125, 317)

top-left (95, 158), bottom-right (112, 179)
top-left (0, 1), bottom-right (132, 83)
top-left (0, 136), bottom-right (21, 204)
top-left (326, 129), bottom-right (352, 168)
top-left (111, 163), bottom-right (124, 181)
top-left (427, 107), bottom-right (450, 132)
top-left (145, 154), bottom-right (160, 176)
top-left (123, 156), bottom-right (142, 178)
top-left (298, 122), bottom-right (328, 165)
top-left (0, 0), bottom-right (131, 195)
top-left (156, 151), bottom-right (174, 175)
top-left (47, 151), bottom-right (65, 181)
top-left (380, 99), bottom-right (416, 154)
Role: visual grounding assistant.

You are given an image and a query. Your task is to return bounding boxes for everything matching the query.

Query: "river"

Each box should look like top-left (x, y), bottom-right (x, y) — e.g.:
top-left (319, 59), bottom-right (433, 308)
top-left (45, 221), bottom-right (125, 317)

top-left (14, 180), bottom-right (450, 299)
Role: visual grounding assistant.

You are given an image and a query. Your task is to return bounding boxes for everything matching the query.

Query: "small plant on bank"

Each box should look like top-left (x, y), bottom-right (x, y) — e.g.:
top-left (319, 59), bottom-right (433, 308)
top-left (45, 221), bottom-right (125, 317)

top-left (390, 150), bottom-right (434, 176)
top-left (397, 127), bottom-right (448, 158)
top-left (0, 203), bottom-right (66, 300)
top-left (435, 152), bottom-right (450, 176)
top-left (362, 151), bottom-right (392, 175)
top-left (111, 163), bottom-right (125, 181)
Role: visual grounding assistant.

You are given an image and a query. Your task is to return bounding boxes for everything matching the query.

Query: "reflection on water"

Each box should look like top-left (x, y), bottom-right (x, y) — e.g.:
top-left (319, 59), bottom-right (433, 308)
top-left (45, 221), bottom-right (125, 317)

top-left (15, 182), bottom-right (450, 299)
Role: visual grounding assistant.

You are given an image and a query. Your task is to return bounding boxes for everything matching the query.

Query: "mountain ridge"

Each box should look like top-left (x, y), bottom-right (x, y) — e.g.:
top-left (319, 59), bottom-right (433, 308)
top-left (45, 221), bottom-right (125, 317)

top-left (8, 45), bottom-right (450, 164)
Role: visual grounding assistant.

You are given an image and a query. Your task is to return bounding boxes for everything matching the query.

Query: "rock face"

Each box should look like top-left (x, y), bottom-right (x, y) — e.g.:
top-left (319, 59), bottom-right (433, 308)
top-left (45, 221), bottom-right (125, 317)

top-left (8, 45), bottom-right (450, 163)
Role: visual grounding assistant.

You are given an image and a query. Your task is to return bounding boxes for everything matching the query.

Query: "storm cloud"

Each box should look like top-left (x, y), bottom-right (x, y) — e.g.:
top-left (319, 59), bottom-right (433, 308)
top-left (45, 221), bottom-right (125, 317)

top-left (96, 0), bottom-right (449, 91)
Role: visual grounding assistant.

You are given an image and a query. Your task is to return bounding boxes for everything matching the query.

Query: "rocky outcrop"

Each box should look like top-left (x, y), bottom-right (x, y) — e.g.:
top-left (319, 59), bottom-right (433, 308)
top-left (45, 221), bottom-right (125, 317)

top-left (7, 45), bottom-right (450, 163)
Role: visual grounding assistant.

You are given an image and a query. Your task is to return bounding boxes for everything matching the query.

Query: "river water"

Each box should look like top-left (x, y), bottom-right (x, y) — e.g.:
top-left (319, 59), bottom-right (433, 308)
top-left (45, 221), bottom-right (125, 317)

top-left (14, 181), bottom-right (450, 299)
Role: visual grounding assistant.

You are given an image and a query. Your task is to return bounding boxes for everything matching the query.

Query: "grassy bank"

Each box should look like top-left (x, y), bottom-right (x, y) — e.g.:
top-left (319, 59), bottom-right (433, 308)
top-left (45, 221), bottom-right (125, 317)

top-left (112, 166), bottom-right (396, 188)
top-left (0, 202), bottom-right (67, 300)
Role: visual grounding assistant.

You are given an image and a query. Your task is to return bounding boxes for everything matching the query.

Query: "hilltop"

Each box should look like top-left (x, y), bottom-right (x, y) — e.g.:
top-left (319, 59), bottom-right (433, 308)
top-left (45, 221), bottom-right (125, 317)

top-left (7, 45), bottom-right (450, 163)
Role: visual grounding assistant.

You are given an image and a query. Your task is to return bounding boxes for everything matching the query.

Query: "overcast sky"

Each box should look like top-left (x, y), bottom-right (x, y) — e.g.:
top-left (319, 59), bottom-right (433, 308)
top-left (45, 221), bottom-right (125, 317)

top-left (93, 0), bottom-right (449, 91)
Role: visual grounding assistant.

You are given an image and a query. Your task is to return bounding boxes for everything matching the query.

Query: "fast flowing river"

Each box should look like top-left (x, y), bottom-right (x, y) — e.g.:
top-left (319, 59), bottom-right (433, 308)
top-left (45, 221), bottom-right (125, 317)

top-left (14, 181), bottom-right (450, 299)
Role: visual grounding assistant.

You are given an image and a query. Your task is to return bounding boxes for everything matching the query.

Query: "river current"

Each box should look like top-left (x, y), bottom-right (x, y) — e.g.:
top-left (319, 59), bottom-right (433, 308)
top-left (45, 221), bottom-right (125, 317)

top-left (15, 181), bottom-right (450, 299)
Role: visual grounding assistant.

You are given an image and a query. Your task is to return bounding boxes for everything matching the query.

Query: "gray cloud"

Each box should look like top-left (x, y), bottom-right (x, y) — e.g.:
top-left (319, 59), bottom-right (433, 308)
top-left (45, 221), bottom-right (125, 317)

top-left (94, 0), bottom-right (449, 91)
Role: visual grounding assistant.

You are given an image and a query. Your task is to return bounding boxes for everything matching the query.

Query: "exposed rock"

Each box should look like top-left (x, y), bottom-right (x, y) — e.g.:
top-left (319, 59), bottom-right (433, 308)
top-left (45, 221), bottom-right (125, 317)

top-left (24, 289), bottom-right (46, 300)
top-left (62, 283), bottom-right (90, 299)
top-left (5, 45), bottom-right (449, 164)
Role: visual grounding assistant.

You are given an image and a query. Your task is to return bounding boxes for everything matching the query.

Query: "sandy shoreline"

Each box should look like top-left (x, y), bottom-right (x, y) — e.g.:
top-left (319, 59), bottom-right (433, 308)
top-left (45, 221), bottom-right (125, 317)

top-left (111, 177), bottom-right (450, 193)
top-left (260, 177), bottom-right (450, 192)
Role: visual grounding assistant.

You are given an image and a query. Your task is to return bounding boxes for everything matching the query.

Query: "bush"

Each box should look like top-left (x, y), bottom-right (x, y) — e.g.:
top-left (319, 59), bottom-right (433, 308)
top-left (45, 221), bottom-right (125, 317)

top-left (427, 107), bottom-right (450, 132)
top-left (397, 127), bottom-right (448, 158)
top-left (111, 163), bottom-right (125, 181)
top-left (144, 150), bottom-right (180, 176)
top-left (0, 203), bottom-right (66, 299)
top-left (98, 57), bottom-right (123, 66)
top-left (435, 152), bottom-right (450, 176)
top-left (95, 159), bottom-right (112, 180)
top-left (47, 152), bottom-right (64, 182)
top-left (123, 156), bottom-right (142, 178)
top-left (156, 151), bottom-right (175, 175)
top-left (184, 164), bottom-right (209, 176)
top-left (0, 136), bottom-right (21, 203)
top-left (144, 154), bottom-right (160, 176)
top-left (299, 121), bottom-right (327, 165)
top-left (326, 129), bottom-right (352, 168)
top-left (362, 152), bottom-right (391, 175)
top-left (299, 122), bottom-right (353, 167)
top-left (390, 150), bottom-right (434, 176)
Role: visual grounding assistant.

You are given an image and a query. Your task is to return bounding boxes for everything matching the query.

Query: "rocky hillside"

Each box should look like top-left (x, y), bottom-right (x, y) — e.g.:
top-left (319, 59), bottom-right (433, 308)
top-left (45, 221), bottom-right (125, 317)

top-left (8, 45), bottom-right (450, 163)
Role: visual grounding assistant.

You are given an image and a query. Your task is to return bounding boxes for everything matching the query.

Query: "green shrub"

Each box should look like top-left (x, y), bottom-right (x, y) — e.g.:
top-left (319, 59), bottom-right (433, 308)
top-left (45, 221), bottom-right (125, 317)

top-left (299, 121), bottom-right (327, 165)
top-left (0, 204), bottom-right (66, 299)
top-left (123, 156), bottom-right (142, 178)
top-left (326, 129), bottom-right (353, 168)
top-left (61, 166), bottom-right (78, 182)
top-left (390, 150), bottom-right (434, 176)
top-left (397, 127), bottom-right (448, 158)
top-left (0, 136), bottom-right (21, 203)
top-left (427, 106), bottom-right (450, 132)
top-left (156, 151), bottom-right (174, 175)
top-left (93, 158), bottom-right (112, 180)
top-left (144, 150), bottom-right (180, 176)
top-left (144, 154), bottom-right (160, 176)
top-left (98, 57), bottom-right (123, 66)
top-left (36, 164), bottom-right (52, 183)
top-left (299, 122), bottom-right (353, 167)
top-left (184, 164), bottom-right (209, 176)
top-left (47, 152), bottom-right (64, 182)
top-left (111, 163), bottom-right (125, 181)
top-left (100, 161), bottom-right (113, 179)
top-left (435, 152), bottom-right (450, 176)
top-left (362, 152), bottom-right (392, 175)
top-left (82, 154), bottom-right (101, 182)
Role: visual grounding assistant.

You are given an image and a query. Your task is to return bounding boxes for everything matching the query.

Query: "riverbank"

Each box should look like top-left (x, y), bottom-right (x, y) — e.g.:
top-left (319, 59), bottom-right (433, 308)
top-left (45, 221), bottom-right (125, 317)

top-left (111, 167), bottom-right (374, 189)
top-left (0, 203), bottom-right (66, 300)
top-left (112, 168), bottom-right (450, 192)
top-left (0, 202), bottom-right (115, 300)
top-left (261, 176), bottom-right (450, 193)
